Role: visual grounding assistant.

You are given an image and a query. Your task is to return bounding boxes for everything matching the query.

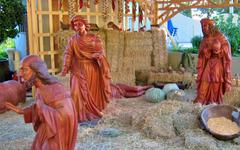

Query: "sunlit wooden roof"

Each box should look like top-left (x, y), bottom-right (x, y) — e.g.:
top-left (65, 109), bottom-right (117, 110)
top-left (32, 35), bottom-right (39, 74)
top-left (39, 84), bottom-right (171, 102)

top-left (147, 0), bottom-right (240, 26)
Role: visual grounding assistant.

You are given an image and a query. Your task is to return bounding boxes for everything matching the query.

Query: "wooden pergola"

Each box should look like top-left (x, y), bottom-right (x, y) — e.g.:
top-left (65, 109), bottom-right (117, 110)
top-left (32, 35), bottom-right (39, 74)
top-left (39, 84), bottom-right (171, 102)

top-left (154, 0), bottom-right (240, 26)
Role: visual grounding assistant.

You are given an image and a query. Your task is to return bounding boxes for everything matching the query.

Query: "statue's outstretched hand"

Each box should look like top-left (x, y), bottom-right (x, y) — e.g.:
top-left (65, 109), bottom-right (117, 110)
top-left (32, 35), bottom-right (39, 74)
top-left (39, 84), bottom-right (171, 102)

top-left (5, 102), bottom-right (24, 114)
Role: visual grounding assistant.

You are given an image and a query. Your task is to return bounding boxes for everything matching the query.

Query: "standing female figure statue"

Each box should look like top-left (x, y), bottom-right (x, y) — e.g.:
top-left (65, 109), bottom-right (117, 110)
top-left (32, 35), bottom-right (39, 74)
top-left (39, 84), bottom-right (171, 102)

top-left (194, 18), bottom-right (232, 105)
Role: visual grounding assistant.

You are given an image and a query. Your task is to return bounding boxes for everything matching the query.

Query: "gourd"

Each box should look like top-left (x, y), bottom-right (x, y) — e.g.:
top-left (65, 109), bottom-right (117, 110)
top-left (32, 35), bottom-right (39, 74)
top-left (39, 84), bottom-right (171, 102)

top-left (145, 88), bottom-right (165, 103)
top-left (163, 83), bottom-right (179, 94)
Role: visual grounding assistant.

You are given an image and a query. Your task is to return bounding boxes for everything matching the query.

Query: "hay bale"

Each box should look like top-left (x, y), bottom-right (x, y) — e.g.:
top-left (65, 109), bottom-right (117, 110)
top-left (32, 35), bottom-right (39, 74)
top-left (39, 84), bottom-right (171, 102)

top-left (105, 30), bottom-right (124, 72)
top-left (135, 70), bottom-right (151, 85)
top-left (152, 29), bottom-right (168, 69)
top-left (96, 29), bottom-right (107, 53)
top-left (166, 88), bottom-right (197, 102)
top-left (172, 113), bottom-right (199, 136)
top-left (124, 32), bottom-right (153, 70)
top-left (54, 29), bottom-right (169, 86)
top-left (102, 96), bottom-right (155, 127)
top-left (166, 90), bottom-right (187, 101)
top-left (134, 100), bottom-right (184, 139)
top-left (224, 87), bottom-right (240, 107)
top-left (54, 30), bottom-right (75, 70)
top-left (148, 72), bottom-right (193, 84)
top-left (111, 68), bottom-right (135, 85)
top-left (184, 129), bottom-right (218, 150)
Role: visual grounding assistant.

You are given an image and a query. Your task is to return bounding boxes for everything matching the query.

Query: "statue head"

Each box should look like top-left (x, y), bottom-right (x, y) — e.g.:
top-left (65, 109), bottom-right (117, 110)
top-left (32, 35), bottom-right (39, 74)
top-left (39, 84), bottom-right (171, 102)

top-left (20, 55), bottom-right (58, 89)
top-left (200, 18), bottom-right (218, 37)
top-left (70, 15), bottom-right (90, 34)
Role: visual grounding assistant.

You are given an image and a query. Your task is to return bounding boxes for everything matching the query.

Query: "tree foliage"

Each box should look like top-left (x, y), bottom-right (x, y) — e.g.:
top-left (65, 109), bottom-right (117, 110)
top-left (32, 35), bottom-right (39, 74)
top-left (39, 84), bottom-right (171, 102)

top-left (197, 7), bottom-right (240, 18)
top-left (181, 9), bottom-right (192, 18)
top-left (213, 14), bottom-right (240, 56)
top-left (0, 0), bottom-right (26, 43)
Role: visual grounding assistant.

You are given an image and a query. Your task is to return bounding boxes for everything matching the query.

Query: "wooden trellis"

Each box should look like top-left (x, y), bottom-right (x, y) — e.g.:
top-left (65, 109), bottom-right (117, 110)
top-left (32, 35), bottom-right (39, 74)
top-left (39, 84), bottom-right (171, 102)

top-left (27, 0), bottom-right (116, 74)
top-left (27, 0), bottom-right (152, 74)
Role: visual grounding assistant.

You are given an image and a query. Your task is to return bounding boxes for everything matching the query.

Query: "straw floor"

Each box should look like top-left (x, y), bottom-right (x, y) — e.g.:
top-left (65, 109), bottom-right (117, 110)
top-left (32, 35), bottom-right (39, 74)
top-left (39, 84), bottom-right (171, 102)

top-left (1, 88), bottom-right (240, 150)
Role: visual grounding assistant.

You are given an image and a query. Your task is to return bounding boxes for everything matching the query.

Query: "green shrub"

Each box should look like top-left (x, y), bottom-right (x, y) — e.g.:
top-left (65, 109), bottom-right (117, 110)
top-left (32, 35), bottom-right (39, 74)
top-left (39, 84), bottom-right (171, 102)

top-left (177, 47), bottom-right (198, 54)
top-left (191, 36), bottom-right (202, 49)
top-left (0, 38), bottom-right (15, 59)
top-left (0, 51), bottom-right (7, 59)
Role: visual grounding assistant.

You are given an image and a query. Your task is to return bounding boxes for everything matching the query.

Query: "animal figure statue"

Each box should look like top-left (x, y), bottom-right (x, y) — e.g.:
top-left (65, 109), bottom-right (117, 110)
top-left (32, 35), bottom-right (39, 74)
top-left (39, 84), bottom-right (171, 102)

top-left (0, 80), bottom-right (26, 113)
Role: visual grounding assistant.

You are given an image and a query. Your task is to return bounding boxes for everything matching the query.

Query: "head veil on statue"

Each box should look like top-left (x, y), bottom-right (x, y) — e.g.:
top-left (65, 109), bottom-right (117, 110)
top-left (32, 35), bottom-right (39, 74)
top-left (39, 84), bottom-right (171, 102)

top-left (70, 15), bottom-right (91, 31)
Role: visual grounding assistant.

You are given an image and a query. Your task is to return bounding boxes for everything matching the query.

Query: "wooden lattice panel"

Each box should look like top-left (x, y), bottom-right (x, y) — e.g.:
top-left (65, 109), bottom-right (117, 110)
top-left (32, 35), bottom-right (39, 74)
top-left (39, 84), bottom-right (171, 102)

top-left (27, 0), bottom-right (106, 74)
top-left (27, 0), bottom-right (152, 74)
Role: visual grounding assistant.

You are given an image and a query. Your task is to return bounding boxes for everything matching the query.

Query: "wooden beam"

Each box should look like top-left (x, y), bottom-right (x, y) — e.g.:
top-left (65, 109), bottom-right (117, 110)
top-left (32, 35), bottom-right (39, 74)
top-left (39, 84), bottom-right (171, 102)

top-left (27, 0), bottom-right (33, 55)
top-left (156, 0), bottom-right (240, 27)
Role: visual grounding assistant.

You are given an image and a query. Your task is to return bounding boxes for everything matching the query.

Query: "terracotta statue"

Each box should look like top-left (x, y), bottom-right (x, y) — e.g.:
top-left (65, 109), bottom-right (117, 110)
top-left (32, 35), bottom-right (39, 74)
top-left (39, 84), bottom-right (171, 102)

top-left (0, 80), bottom-right (26, 114)
top-left (194, 18), bottom-right (232, 105)
top-left (111, 83), bottom-right (152, 99)
top-left (5, 55), bottom-right (78, 150)
top-left (61, 15), bottom-right (111, 122)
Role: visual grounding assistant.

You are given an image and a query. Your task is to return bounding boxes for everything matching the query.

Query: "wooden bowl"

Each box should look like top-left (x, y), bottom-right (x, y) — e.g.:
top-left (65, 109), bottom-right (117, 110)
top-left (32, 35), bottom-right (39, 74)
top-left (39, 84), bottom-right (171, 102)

top-left (200, 104), bottom-right (240, 140)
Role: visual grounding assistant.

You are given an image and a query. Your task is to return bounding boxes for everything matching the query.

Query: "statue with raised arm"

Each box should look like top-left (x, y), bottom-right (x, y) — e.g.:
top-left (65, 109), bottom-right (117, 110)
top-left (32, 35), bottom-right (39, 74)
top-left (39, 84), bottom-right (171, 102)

top-left (194, 18), bottom-right (232, 105)
top-left (5, 55), bottom-right (78, 150)
top-left (61, 15), bottom-right (111, 122)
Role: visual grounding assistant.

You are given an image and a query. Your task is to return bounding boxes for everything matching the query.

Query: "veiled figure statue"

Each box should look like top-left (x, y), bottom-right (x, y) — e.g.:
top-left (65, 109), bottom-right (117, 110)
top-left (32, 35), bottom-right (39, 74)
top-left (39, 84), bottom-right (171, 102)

top-left (194, 18), bottom-right (232, 105)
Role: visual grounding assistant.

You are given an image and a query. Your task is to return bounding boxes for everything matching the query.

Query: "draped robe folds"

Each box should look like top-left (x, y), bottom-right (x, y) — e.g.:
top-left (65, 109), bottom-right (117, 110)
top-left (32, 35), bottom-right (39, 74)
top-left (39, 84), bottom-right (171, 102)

top-left (63, 33), bottom-right (111, 122)
top-left (23, 83), bottom-right (78, 150)
top-left (195, 33), bottom-right (232, 105)
top-left (110, 83), bottom-right (152, 99)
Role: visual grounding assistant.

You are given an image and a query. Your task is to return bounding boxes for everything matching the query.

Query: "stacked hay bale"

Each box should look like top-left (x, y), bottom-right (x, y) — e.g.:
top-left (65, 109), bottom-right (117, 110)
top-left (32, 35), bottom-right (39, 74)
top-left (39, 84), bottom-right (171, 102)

top-left (124, 32), bottom-right (153, 70)
top-left (54, 29), bottom-right (169, 85)
top-left (104, 30), bottom-right (156, 85)
top-left (151, 29), bottom-right (168, 69)
top-left (105, 30), bottom-right (124, 72)
top-left (148, 72), bottom-right (193, 84)
top-left (104, 30), bottom-right (135, 84)
top-left (94, 29), bottom-right (107, 51)
top-left (54, 30), bottom-right (75, 70)
top-left (110, 67), bottom-right (135, 85)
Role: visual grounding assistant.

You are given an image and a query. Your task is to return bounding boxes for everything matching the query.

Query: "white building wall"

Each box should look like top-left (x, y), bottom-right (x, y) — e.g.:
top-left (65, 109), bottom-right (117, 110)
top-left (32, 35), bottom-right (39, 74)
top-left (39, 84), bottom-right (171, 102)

top-left (171, 13), bottom-right (202, 43)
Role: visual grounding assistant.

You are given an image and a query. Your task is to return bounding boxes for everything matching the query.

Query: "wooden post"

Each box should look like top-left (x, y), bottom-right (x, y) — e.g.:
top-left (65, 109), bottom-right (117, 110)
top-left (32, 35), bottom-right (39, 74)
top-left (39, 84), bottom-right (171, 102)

top-left (153, 0), bottom-right (158, 25)
top-left (27, 0), bottom-right (33, 55)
